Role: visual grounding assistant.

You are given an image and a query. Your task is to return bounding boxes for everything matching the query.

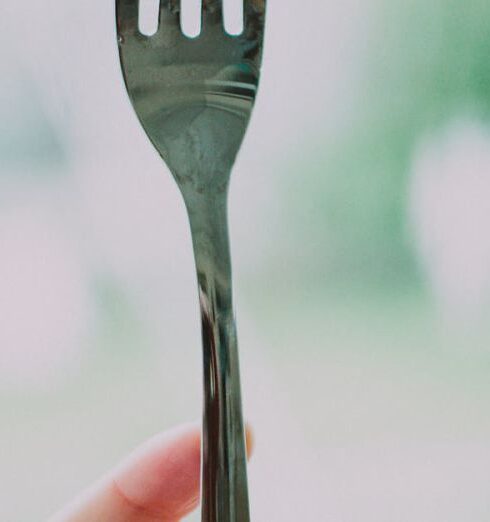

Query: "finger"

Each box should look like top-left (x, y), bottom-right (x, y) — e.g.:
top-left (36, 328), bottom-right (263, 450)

top-left (114, 424), bottom-right (201, 521)
top-left (50, 423), bottom-right (254, 522)
top-left (245, 424), bottom-right (255, 457)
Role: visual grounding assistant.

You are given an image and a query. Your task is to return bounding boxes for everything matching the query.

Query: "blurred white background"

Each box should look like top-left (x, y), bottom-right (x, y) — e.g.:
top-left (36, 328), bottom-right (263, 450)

top-left (2, 1), bottom-right (490, 521)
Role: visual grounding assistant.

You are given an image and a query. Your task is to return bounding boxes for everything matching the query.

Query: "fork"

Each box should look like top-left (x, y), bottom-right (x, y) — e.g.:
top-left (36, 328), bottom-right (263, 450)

top-left (115, 1), bottom-right (266, 520)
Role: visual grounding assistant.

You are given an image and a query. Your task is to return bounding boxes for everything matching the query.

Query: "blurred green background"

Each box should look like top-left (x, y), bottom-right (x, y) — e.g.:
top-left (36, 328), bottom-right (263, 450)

top-left (2, 1), bottom-right (490, 520)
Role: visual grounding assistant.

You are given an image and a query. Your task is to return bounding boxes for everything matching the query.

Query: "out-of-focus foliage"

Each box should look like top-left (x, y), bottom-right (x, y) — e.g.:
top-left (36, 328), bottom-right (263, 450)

top-left (281, 0), bottom-right (490, 298)
top-left (0, 76), bottom-right (66, 172)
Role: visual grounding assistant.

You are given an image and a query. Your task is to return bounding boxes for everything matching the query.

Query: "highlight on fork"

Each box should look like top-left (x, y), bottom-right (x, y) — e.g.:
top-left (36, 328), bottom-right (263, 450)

top-left (3, 1), bottom-right (490, 521)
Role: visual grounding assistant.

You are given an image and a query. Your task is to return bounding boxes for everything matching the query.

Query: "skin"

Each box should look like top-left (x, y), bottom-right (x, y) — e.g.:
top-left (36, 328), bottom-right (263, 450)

top-left (49, 424), bottom-right (253, 522)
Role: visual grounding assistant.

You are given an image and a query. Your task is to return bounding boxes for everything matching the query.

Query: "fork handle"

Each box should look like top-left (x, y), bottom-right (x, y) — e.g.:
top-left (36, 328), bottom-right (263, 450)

top-left (185, 190), bottom-right (251, 522)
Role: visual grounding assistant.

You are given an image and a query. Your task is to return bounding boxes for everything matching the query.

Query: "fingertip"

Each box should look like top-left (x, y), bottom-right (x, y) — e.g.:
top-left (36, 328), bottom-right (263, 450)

top-left (245, 424), bottom-right (255, 459)
top-left (113, 424), bottom-right (202, 520)
top-left (52, 423), bottom-right (258, 522)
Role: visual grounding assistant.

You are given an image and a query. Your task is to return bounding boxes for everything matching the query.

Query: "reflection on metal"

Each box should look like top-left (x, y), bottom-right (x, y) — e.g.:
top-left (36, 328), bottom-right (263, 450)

top-left (116, 1), bottom-right (267, 520)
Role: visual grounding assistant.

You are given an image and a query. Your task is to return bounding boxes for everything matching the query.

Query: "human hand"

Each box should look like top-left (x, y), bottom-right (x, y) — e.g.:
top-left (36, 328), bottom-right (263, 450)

top-left (50, 424), bottom-right (253, 522)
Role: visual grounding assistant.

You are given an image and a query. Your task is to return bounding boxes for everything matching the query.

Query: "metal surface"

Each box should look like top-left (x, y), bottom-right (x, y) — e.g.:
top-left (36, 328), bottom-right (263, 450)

top-left (116, 1), bottom-right (266, 520)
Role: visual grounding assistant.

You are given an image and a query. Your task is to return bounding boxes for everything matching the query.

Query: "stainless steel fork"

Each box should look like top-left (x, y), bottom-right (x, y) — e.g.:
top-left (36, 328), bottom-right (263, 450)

top-left (115, 1), bottom-right (266, 520)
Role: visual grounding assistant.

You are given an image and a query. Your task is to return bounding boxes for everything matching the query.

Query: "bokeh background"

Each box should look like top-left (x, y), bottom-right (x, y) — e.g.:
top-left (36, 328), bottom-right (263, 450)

top-left (2, 1), bottom-right (490, 520)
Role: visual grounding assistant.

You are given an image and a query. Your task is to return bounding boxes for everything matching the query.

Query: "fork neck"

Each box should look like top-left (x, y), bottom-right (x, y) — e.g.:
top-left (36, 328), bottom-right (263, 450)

top-left (184, 189), bottom-right (233, 309)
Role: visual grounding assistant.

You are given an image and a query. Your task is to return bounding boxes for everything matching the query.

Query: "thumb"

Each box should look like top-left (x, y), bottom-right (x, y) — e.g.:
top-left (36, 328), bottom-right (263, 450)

top-left (50, 424), bottom-right (254, 522)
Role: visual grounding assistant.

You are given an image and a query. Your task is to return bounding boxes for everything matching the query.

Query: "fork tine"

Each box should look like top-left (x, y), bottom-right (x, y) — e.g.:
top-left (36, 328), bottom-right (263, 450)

top-left (244, 0), bottom-right (266, 30)
top-left (159, 0), bottom-right (181, 29)
top-left (202, 0), bottom-right (224, 29)
top-left (116, 0), bottom-right (140, 36)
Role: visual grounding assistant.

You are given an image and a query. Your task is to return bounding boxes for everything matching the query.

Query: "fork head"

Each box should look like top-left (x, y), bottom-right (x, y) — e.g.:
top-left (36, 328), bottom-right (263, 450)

top-left (116, 0), bottom-right (266, 197)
